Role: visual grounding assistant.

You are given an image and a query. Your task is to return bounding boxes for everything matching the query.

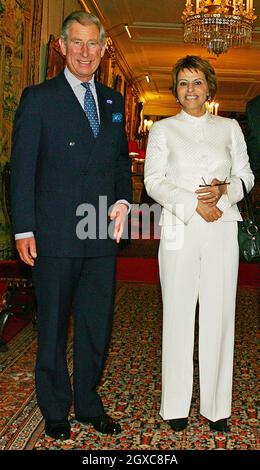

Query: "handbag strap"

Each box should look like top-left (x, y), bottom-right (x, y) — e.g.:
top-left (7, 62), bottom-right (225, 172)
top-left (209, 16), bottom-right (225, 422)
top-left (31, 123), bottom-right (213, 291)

top-left (240, 178), bottom-right (255, 221)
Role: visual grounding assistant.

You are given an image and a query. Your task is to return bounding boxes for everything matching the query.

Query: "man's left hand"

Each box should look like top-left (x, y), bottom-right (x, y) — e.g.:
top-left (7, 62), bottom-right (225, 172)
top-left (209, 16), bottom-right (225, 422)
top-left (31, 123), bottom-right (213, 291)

top-left (110, 203), bottom-right (128, 243)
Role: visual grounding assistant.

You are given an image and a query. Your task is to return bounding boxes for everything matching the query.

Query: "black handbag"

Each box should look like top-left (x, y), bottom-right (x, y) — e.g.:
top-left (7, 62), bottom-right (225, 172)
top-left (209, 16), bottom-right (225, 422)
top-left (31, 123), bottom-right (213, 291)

top-left (238, 179), bottom-right (260, 262)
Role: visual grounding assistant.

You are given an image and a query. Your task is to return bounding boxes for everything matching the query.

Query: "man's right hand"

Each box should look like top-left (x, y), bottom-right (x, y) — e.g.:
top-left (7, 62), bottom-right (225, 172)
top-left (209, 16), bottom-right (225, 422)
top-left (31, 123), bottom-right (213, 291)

top-left (196, 200), bottom-right (223, 222)
top-left (16, 237), bottom-right (37, 266)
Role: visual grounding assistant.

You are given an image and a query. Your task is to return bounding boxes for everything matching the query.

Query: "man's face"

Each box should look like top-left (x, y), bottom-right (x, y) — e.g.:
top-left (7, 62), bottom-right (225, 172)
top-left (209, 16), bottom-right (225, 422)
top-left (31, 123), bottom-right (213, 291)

top-left (59, 22), bottom-right (106, 82)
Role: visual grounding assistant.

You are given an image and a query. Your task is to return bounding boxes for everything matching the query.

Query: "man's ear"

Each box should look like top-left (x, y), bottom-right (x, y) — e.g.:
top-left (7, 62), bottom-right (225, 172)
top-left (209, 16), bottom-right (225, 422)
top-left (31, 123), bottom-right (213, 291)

top-left (59, 38), bottom-right (66, 56)
top-left (100, 42), bottom-right (106, 58)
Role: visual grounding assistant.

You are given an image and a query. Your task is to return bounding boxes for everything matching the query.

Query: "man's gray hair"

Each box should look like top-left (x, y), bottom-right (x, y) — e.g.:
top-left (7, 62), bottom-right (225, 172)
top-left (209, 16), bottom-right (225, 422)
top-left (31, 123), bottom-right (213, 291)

top-left (61, 11), bottom-right (106, 46)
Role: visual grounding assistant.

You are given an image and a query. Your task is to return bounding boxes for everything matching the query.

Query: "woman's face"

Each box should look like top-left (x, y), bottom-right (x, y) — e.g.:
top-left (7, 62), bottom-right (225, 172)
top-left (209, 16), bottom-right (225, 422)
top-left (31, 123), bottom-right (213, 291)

top-left (176, 68), bottom-right (209, 117)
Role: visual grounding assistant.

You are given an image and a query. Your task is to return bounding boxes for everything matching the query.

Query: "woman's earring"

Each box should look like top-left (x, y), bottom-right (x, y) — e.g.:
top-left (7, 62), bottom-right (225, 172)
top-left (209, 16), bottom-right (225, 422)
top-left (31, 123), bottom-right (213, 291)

top-left (207, 95), bottom-right (211, 101)
top-left (176, 98), bottom-right (180, 103)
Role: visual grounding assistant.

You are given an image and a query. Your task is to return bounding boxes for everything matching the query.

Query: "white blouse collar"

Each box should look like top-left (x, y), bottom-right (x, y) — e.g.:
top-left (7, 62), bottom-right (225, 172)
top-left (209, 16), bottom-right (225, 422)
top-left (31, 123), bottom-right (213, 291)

top-left (179, 109), bottom-right (212, 124)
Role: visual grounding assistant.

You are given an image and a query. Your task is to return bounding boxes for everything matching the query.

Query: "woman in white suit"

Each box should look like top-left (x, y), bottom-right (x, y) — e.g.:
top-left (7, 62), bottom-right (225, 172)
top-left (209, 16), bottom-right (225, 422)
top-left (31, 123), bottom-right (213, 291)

top-left (144, 56), bottom-right (254, 433)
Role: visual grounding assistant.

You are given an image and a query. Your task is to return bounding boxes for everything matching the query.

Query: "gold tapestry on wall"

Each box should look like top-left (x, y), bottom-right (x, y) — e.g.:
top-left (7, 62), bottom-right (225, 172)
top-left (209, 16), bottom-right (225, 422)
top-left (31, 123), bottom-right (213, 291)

top-left (0, 0), bottom-right (43, 259)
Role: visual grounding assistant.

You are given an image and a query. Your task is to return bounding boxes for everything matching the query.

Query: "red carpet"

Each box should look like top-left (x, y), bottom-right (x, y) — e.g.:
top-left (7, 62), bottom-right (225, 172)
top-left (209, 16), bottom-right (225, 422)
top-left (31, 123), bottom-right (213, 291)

top-left (116, 257), bottom-right (260, 287)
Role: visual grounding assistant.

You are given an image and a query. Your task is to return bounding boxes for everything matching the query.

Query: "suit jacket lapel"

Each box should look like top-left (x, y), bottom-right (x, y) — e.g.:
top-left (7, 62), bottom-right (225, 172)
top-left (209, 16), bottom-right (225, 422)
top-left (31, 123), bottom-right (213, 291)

top-left (95, 81), bottom-right (112, 139)
top-left (54, 72), bottom-right (96, 147)
top-left (54, 74), bottom-right (115, 170)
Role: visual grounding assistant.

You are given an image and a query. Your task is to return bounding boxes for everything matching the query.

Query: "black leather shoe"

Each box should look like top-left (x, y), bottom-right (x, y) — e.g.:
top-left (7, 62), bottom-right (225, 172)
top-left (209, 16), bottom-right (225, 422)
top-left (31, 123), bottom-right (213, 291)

top-left (209, 418), bottom-right (229, 433)
top-left (45, 420), bottom-right (71, 440)
top-left (76, 413), bottom-right (121, 435)
top-left (169, 417), bottom-right (188, 432)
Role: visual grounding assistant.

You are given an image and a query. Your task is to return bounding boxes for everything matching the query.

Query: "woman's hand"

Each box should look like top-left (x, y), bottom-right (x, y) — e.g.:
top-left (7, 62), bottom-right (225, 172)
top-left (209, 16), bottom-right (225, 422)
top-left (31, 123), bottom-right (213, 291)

top-left (196, 200), bottom-right (223, 222)
top-left (195, 178), bottom-right (228, 207)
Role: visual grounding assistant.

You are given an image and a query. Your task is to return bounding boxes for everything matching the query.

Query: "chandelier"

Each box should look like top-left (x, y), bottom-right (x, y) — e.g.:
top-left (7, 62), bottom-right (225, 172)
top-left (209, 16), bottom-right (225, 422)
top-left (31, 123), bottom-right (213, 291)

top-left (182, 1), bottom-right (257, 56)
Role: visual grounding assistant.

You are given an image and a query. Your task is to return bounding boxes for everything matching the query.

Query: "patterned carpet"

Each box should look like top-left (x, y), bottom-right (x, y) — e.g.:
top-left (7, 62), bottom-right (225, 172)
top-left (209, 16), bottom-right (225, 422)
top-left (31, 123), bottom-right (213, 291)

top-left (0, 282), bottom-right (259, 450)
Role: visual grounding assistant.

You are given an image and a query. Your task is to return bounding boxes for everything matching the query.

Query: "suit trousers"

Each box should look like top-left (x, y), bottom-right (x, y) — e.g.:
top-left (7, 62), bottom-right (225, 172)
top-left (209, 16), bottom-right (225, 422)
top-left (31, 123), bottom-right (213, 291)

top-left (32, 255), bottom-right (116, 421)
top-left (158, 212), bottom-right (239, 422)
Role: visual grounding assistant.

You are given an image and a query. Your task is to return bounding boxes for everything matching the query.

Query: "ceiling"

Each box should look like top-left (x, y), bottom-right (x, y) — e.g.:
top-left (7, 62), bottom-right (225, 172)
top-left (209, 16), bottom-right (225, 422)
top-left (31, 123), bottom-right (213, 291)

top-left (81, 0), bottom-right (260, 115)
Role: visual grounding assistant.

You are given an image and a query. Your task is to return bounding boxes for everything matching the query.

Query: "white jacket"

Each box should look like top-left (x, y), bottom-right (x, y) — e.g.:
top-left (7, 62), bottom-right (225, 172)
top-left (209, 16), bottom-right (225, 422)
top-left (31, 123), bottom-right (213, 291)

top-left (144, 110), bottom-right (254, 226)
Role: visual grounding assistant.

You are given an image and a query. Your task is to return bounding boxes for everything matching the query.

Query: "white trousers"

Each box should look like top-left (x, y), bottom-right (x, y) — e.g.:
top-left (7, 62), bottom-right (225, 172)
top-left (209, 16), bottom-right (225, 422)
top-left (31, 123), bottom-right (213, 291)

top-left (158, 212), bottom-right (239, 422)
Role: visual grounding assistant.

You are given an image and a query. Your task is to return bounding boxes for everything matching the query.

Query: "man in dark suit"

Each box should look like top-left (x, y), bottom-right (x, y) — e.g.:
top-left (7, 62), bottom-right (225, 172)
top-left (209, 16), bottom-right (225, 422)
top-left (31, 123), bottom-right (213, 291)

top-left (11, 11), bottom-right (132, 440)
top-left (246, 95), bottom-right (260, 178)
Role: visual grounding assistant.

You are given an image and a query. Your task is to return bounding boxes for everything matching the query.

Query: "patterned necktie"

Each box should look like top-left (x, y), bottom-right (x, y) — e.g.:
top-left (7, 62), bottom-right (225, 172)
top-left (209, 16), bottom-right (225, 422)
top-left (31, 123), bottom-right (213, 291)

top-left (81, 82), bottom-right (100, 138)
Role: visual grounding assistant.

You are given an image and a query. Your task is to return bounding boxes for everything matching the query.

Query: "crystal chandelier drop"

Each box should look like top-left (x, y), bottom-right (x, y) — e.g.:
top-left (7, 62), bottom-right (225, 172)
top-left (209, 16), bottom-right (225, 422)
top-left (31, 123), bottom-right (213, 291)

top-left (182, 1), bottom-right (257, 56)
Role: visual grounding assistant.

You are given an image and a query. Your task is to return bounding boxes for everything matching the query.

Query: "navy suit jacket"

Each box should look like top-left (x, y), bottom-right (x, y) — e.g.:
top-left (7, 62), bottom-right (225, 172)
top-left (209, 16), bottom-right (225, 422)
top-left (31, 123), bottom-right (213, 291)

top-left (246, 95), bottom-right (260, 172)
top-left (11, 72), bottom-right (132, 257)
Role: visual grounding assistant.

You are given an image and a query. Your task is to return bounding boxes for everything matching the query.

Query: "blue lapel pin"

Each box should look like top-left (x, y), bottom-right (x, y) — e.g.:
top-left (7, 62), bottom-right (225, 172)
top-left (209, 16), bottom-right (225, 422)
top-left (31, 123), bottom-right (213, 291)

top-left (112, 112), bottom-right (123, 123)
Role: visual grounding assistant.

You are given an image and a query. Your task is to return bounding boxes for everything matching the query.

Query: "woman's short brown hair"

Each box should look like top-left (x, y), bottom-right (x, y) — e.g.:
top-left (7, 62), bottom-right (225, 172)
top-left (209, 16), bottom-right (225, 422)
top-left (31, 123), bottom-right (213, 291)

top-left (172, 55), bottom-right (217, 99)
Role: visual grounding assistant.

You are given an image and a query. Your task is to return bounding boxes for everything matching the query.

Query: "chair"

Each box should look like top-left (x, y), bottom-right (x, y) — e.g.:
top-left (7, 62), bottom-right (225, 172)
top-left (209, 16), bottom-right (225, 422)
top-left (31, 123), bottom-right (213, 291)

top-left (1, 162), bottom-right (11, 226)
top-left (0, 162), bottom-right (37, 351)
top-left (46, 34), bottom-right (66, 80)
top-left (0, 161), bottom-right (16, 259)
top-left (0, 277), bottom-right (36, 351)
top-left (128, 140), bottom-right (139, 157)
top-left (138, 148), bottom-right (146, 159)
top-left (131, 146), bottom-right (147, 203)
